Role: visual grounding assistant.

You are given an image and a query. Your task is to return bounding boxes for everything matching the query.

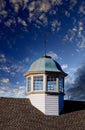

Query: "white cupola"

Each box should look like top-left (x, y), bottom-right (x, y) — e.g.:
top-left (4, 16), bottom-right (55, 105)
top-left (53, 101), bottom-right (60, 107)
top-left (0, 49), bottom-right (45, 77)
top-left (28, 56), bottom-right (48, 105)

top-left (25, 55), bottom-right (67, 116)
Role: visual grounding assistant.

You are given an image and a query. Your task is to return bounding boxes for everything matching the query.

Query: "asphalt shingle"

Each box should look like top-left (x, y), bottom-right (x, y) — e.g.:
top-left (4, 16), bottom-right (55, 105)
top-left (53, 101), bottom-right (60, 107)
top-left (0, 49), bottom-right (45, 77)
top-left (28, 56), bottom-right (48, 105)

top-left (0, 97), bottom-right (85, 130)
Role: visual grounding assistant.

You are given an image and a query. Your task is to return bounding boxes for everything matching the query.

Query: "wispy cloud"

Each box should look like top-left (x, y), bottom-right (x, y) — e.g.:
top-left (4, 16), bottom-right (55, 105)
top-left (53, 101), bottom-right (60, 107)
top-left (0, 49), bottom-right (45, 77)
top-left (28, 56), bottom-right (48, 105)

top-left (78, 2), bottom-right (85, 15)
top-left (0, 0), bottom-right (63, 32)
top-left (18, 17), bottom-right (27, 26)
top-left (39, 13), bottom-right (48, 26)
top-left (51, 20), bottom-right (61, 32)
top-left (64, 19), bottom-right (85, 51)
top-left (69, 0), bottom-right (77, 10)
top-left (0, 0), bottom-right (6, 10)
top-left (65, 76), bottom-right (73, 84)
top-left (1, 78), bottom-right (9, 83)
top-left (77, 40), bottom-right (85, 49)
top-left (65, 11), bottom-right (70, 17)
top-left (0, 53), bottom-right (29, 77)
top-left (0, 85), bottom-right (25, 98)
top-left (51, 0), bottom-right (62, 6)
top-left (0, 54), bottom-right (6, 63)
top-left (47, 51), bottom-right (59, 59)
top-left (61, 64), bottom-right (68, 70)
top-left (1, 66), bottom-right (10, 73)
top-left (4, 18), bottom-right (16, 27)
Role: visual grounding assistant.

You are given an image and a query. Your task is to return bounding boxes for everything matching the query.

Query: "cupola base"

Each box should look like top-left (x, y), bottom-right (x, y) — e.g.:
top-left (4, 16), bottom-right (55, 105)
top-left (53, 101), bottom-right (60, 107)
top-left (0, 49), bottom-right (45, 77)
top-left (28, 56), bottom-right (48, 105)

top-left (27, 93), bottom-right (64, 116)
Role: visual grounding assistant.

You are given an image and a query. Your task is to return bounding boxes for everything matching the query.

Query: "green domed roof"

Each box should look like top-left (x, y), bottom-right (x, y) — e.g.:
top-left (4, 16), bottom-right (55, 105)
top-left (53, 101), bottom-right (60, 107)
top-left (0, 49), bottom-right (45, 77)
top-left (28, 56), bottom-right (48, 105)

top-left (28, 56), bottom-right (66, 74)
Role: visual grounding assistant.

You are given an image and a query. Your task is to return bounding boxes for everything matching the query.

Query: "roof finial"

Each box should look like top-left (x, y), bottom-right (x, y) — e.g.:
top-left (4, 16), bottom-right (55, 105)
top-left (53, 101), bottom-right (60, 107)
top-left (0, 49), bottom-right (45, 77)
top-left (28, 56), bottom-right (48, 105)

top-left (44, 32), bottom-right (51, 56)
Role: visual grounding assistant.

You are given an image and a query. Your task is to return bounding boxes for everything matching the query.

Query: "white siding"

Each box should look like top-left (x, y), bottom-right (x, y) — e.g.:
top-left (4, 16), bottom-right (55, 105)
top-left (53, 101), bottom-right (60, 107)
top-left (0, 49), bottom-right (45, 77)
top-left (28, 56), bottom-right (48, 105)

top-left (45, 94), bottom-right (59, 115)
top-left (27, 93), bottom-right (64, 116)
top-left (28, 94), bottom-right (45, 113)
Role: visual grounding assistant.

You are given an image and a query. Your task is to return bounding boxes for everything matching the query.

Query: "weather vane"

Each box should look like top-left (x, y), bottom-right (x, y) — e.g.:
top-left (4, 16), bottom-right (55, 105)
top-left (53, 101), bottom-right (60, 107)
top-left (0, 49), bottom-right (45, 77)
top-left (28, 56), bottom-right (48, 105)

top-left (44, 32), bottom-right (51, 56)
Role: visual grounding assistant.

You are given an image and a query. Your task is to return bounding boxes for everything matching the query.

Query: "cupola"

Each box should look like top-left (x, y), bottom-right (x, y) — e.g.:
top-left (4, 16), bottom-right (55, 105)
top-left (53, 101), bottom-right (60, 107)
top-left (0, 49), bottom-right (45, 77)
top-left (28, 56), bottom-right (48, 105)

top-left (25, 55), bottom-right (67, 115)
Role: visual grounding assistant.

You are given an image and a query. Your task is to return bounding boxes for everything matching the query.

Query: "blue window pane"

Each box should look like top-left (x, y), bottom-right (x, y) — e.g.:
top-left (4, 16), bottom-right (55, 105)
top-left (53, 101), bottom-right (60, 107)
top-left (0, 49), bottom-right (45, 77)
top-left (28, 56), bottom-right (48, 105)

top-left (28, 77), bottom-right (31, 92)
top-left (47, 76), bottom-right (56, 91)
top-left (33, 76), bottom-right (43, 90)
top-left (59, 77), bottom-right (64, 92)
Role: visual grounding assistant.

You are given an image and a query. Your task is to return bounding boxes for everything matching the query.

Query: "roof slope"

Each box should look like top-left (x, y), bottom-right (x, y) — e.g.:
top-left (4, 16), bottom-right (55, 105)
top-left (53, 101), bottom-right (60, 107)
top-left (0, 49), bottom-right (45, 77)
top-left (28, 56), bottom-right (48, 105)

top-left (0, 97), bottom-right (85, 130)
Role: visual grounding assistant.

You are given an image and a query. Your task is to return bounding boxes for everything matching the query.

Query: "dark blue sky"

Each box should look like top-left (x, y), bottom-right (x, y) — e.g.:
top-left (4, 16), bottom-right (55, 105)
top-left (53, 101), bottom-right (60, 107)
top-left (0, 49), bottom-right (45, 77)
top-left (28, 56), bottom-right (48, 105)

top-left (0, 0), bottom-right (85, 100)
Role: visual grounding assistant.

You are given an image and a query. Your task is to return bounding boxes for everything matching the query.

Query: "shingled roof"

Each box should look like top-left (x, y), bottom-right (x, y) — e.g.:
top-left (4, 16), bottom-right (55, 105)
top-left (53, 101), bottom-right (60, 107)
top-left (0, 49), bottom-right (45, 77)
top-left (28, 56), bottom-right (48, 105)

top-left (0, 97), bottom-right (85, 130)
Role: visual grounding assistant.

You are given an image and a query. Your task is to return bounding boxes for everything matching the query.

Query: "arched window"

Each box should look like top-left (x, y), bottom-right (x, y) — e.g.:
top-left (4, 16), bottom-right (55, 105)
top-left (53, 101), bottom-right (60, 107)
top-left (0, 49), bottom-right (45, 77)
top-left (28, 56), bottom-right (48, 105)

top-left (33, 76), bottom-right (43, 90)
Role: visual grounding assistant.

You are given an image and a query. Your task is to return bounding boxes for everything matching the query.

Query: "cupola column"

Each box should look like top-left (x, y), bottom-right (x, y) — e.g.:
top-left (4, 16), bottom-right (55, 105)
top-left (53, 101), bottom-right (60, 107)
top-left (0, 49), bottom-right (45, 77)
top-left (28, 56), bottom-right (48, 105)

top-left (31, 75), bottom-right (33, 92)
top-left (43, 74), bottom-right (47, 91)
top-left (26, 77), bottom-right (28, 94)
top-left (56, 78), bottom-right (59, 92)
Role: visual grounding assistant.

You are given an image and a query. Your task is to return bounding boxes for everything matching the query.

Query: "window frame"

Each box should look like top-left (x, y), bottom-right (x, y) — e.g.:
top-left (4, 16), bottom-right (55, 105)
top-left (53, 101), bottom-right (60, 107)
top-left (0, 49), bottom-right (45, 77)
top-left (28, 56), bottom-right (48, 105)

top-left (33, 75), bottom-right (43, 91)
top-left (58, 77), bottom-right (64, 93)
top-left (27, 77), bottom-right (31, 92)
top-left (46, 76), bottom-right (57, 91)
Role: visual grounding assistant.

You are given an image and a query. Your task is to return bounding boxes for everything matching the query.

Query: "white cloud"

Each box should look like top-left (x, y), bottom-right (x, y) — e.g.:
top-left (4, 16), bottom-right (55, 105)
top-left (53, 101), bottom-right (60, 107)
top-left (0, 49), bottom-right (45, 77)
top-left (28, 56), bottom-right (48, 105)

top-left (0, 0), bottom-right (6, 10)
top-left (61, 64), bottom-right (68, 69)
top-left (10, 0), bottom-right (29, 11)
top-left (49, 9), bottom-right (57, 15)
top-left (1, 78), bottom-right (9, 83)
top-left (51, 20), bottom-right (61, 32)
top-left (69, 0), bottom-right (77, 10)
top-left (64, 28), bottom-right (76, 42)
top-left (39, 1), bottom-right (51, 12)
top-left (65, 11), bottom-right (70, 17)
top-left (10, 64), bottom-right (23, 73)
top-left (65, 76), bottom-right (72, 84)
top-left (39, 13), bottom-right (48, 26)
top-left (77, 42), bottom-right (85, 49)
top-left (2, 66), bottom-right (10, 73)
top-left (16, 81), bottom-right (19, 85)
top-left (51, 0), bottom-right (62, 6)
top-left (47, 51), bottom-right (59, 59)
top-left (24, 57), bottom-right (29, 63)
top-left (14, 3), bottom-right (20, 13)
top-left (0, 0), bottom-right (64, 32)
top-left (10, 0), bottom-right (22, 4)
top-left (0, 85), bottom-right (25, 98)
top-left (4, 18), bottom-right (16, 27)
top-left (0, 59), bottom-right (25, 76)
top-left (28, 1), bottom-right (35, 12)
top-left (23, 0), bottom-right (29, 9)
top-left (64, 20), bottom-right (85, 51)
top-left (0, 54), bottom-right (6, 63)
top-left (12, 86), bottom-right (25, 98)
top-left (0, 10), bottom-right (8, 18)
top-left (79, 4), bottom-right (85, 15)
top-left (18, 17), bottom-right (27, 26)
top-left (4, 19), bottom-right (12, 27)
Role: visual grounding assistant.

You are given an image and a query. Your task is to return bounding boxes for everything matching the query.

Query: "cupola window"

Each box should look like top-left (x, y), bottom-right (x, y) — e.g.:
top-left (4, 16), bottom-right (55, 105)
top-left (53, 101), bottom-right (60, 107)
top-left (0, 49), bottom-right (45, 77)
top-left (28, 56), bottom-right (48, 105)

top-left (27, 77), bottom-right (31, 92)
top-left (33, 76), bottom-right (43, 90)
top-left (59, 77), bottom-right (64, 92)
top-left (47, 76), bottom-right (56, 91)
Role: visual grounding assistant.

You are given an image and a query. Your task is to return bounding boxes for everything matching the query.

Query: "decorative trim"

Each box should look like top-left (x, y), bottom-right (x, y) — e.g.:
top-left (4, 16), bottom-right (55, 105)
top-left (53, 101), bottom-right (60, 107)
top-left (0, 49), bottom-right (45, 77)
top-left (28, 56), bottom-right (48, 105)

top-left (25, 71), bottom-right (67, 77)
top-left (26, 91), bottom-right (65, 95)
